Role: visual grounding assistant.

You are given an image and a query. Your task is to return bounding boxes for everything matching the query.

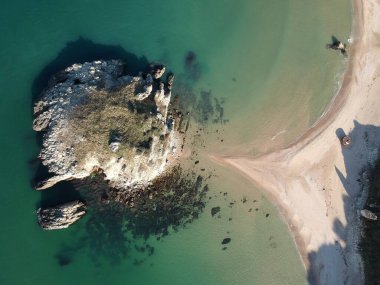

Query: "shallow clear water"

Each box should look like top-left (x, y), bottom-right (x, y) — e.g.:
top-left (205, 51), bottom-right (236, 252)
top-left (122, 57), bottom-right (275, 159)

top-left (0, 0), bottom-right (351, 284)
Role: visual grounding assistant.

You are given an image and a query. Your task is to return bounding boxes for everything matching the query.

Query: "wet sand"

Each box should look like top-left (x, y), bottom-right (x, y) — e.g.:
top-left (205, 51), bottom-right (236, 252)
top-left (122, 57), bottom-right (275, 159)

top-left (215, 0), bottom-right (380, 283)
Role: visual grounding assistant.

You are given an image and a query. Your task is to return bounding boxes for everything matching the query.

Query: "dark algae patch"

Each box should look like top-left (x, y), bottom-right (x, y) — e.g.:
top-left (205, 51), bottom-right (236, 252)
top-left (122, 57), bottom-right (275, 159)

top-left (360, 158), bottom-right (380, 285)
top-left (222, 238), bottom-right (231, 245)
top-left (54, 165), bottom-right (210, 265)
top-left (211, 206), bottom-right (221, 217)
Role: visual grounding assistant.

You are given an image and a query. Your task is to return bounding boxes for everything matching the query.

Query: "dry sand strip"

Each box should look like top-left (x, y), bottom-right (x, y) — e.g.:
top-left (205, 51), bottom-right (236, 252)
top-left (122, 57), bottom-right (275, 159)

top-left (215, 0), bottom-right (380, 284)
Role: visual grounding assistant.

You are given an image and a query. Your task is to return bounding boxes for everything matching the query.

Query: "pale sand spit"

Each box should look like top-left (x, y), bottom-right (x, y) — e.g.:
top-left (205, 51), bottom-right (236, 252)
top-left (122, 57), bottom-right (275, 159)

top-left (215, 0), bottom-right (380, 284)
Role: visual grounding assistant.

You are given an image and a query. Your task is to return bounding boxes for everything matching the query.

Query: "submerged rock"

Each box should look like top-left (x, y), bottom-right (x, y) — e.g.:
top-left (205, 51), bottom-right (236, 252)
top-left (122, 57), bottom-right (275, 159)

top-left (221, 238), bottom-right (231, 245)
top-left (37, 201), bottom-right (86, 230)
top-left (33, 59), bottom-right (180, 190)
top-left (211, 206), bottom-right (221, 217)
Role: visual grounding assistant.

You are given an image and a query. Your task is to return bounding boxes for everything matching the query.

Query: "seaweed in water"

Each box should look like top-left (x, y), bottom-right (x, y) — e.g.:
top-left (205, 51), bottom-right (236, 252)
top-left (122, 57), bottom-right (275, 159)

top-left (172, 81), bottom-right (227, 125)
top-left (55, 166), bottom-right (210, 265)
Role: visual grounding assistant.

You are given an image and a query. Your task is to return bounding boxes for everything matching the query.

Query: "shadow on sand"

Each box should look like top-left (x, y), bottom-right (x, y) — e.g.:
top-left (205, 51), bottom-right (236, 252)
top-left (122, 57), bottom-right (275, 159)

top-left (307, 120), bottom-right (380, 284)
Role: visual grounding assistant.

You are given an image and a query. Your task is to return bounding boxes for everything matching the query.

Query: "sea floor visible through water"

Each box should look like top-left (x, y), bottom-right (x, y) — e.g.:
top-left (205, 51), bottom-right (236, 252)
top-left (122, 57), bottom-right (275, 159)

top-left (0, 0), bottom-right (351, 284)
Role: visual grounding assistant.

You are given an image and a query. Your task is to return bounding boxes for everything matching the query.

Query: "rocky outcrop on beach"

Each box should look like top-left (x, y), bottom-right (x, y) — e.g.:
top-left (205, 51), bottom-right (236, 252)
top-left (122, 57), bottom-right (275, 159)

top-left (33, 59), bottom-right (180, 191)
top-left (37, 201), bottom-right (86, 230)
top-left (360, 209), bottom-right (378, 221)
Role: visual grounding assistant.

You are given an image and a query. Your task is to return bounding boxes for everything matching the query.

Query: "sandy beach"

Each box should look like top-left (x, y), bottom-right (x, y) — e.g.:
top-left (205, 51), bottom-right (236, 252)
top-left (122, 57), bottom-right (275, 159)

top-left (216, 0), bottom-right (380, 284)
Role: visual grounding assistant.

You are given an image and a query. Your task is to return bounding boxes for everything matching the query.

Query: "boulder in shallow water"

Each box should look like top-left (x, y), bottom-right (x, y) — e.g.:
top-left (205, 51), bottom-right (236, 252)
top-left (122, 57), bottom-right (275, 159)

top-left (37, 201), bottom-right (86, 230)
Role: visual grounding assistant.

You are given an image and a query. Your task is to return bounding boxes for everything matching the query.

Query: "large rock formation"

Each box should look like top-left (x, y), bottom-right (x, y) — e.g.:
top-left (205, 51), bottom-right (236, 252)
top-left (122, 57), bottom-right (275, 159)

top-left (33, 60), bottom-right (180, 191)
top-left (37, 201), bottom-right (86, 230)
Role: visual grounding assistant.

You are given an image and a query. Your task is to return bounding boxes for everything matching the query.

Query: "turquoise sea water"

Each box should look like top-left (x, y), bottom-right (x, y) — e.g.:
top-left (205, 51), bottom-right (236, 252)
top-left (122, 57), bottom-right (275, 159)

top-left (0, 0), bottom-right (351, 284)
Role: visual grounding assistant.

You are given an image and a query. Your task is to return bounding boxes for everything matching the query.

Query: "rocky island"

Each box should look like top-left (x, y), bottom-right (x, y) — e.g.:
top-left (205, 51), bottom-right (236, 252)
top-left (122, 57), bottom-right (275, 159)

top-left (34, 59), bottom-right (182, 229)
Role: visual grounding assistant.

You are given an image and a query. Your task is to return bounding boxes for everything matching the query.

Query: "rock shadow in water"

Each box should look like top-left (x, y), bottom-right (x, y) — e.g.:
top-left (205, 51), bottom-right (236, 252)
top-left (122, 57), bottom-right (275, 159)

top-left (184, 51), bottom-right (201, 82)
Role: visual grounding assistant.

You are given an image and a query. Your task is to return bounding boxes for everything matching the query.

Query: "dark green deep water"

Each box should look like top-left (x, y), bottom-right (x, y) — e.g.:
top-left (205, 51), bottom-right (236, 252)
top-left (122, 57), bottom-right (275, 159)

top-left (0, 0), bottom-right (351, 284)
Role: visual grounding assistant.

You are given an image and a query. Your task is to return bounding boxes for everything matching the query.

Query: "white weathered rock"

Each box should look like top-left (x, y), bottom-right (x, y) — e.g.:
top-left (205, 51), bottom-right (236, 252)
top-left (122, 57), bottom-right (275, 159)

top-left (33, 60), bottom-right (180, 191)
top-left (154, 89), bottom-right (171, 119)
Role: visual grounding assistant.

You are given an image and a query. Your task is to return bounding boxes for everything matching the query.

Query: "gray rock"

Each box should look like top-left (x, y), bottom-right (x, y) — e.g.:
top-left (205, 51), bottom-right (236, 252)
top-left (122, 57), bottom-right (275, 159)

top-left (37, 201), bottom-right (86, 230)
top-left (32, 111), bottom-right (52, 131)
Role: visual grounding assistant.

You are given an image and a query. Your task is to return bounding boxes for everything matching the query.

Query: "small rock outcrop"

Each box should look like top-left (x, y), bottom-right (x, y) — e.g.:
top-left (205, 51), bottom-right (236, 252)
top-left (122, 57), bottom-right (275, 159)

top-left (327, 39), bottom-right (347, 55)
top-left (37, 201), bottom-right (86, 230)
top-left (361, 209), bottom-right (378, 221)
top-left (33, 59), bottom-right (180, 190)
